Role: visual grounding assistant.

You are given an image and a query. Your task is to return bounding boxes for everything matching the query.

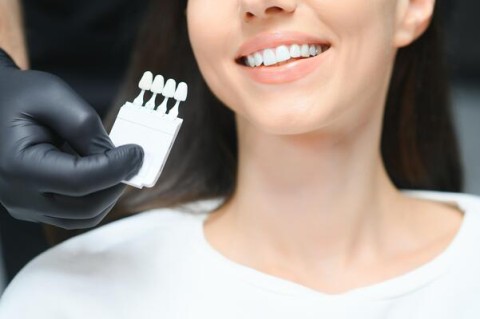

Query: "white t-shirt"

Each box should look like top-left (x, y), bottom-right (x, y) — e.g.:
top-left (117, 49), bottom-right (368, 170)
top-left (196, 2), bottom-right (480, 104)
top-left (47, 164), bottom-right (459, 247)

top-left (1, 190), bottom-right (480, 318)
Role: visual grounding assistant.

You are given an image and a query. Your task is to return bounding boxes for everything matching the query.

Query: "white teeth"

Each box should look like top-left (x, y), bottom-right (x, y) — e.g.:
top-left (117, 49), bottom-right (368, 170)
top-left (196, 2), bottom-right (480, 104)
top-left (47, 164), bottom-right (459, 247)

top-left (275, 45), bottom-right (290, 63)
top-left (243, 43), bottom-right (327, 68)
top-left (253, 52), bottom-right (263, 67)
top-left (263, 49), bottom-right (277, 66)
top-left (290, 44), bottom-right (301, 58)
top-left (301, 44), bottom-right (310, 58)
top-left (247, 55), bottom-right (255, 67)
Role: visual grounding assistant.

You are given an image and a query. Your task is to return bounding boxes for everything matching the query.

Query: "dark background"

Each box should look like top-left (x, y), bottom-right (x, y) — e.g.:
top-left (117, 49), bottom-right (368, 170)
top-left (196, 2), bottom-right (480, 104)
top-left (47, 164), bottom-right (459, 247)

top-left (0, 0), bottom-right (479, 291)
top-left (444, 1), bottom-right (480, 197)
top-left (445, 1), bottom-right (480, 82)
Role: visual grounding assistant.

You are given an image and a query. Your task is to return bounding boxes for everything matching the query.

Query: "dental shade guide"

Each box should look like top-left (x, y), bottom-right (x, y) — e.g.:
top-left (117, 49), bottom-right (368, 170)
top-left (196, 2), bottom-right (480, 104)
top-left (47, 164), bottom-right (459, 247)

top-left (109, 71), bottom-right (188, 189)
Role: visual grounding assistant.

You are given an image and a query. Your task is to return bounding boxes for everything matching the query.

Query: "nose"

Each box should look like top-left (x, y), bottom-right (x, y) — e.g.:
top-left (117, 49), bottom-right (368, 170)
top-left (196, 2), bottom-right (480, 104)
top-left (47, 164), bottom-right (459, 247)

top-left (240, 0), bottom-right (297, 20)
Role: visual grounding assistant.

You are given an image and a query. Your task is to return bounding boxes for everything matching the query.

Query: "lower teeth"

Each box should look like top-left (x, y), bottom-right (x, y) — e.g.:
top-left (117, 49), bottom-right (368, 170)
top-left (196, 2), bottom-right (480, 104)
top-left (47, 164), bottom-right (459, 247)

top-left (250, 56), bottom-right (310, 68)
top-left (241, 45), bottom-right (330, 68)
top-left (275, 58), bottom-right (305, 66)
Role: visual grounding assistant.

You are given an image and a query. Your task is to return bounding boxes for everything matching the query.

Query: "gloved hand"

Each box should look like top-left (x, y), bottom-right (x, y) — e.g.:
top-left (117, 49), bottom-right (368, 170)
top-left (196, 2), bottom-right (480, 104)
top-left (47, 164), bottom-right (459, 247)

top-left (0, 48), bottom-right (144, 230)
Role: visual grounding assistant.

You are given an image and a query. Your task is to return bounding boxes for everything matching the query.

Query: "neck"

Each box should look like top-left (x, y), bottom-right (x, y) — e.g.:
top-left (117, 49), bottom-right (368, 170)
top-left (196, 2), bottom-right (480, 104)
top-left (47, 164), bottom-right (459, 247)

top-left (209, 106), bottom-right (408, 273)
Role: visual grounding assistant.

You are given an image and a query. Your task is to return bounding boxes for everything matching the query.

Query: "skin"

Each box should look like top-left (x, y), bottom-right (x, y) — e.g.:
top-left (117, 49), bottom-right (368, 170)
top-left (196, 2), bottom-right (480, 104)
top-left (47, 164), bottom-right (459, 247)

top-left (186, 0), bottom-right (464, 294)
top-left (0, 0), bottom-right (28, 69)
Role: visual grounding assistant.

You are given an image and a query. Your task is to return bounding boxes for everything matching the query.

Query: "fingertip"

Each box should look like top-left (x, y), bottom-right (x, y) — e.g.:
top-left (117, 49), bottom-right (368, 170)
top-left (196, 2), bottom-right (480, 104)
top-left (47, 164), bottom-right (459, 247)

top-left (125, 144), bottom-right (145, 167)
top-left (108, 144), bottom-right (144, 175)
top-left (130, 145), bottom-right (145, 176)
top-left (131, 144), bottom-right (145, 161)
top-left (115, 144), bottom-right (143, 158)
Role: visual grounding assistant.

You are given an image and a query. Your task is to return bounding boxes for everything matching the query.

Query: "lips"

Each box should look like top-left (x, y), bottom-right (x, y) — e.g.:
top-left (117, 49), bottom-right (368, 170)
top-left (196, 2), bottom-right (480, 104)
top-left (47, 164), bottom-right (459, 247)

top-left (234, 31), bottom-right (333, 84)
top-left (235, 31), bottom-right (331, 61)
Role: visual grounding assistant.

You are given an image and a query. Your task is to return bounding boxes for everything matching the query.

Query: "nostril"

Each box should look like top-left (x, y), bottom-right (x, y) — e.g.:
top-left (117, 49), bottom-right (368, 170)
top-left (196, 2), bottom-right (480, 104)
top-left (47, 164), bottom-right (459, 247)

top-left (244, 6), bottom-right (288, 19)
top-left (265, 6), bottom-right (283, 14)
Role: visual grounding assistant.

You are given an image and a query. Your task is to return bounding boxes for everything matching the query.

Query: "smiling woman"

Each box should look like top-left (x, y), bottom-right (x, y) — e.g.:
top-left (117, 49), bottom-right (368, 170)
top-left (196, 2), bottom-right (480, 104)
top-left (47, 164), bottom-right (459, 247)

top-left (106, 0), bottom-right (461, 217)
top-left (2, 0), bottom-right (479, 318)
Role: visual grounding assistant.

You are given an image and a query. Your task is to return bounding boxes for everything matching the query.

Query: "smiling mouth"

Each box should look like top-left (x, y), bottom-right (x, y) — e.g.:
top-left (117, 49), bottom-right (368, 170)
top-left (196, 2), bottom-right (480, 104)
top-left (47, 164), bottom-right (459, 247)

top-left (236, 43), bottom-right (331, 68)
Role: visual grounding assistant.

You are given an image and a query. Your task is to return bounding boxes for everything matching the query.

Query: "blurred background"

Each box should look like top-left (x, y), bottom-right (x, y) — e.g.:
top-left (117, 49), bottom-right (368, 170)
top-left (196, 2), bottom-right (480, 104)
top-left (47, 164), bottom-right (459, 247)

top-left (0, 0), bottom-right (479, 293)
top-left (446, 1), bottom-right (480, 195)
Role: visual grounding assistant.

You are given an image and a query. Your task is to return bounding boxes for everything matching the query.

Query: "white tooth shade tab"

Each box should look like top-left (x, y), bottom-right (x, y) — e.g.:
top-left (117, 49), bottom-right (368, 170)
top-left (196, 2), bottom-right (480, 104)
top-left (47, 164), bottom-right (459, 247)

top-left (139, 71), bottom-right (154, 90)
top-left (168, 82), bottom-right (189, 120)
top-left (163, 79), bottom-right (177, 98)
top-left (151, 75), bottom-right (165, 93)
top-left (173, 82), bottom-right (188, 101)
top-left (133, 71), bottom-right (154, 106)
top-left (157, 79), bottom-right (177, 114)
top-left (244, 43), bottom-right (325, 68)
top-left (145, 75), bottom-right (165, 109)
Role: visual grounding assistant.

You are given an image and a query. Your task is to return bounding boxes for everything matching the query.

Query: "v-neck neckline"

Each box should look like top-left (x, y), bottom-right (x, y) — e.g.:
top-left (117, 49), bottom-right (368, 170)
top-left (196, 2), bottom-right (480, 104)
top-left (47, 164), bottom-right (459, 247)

top-left (189, 190), bottom-right (475, 302)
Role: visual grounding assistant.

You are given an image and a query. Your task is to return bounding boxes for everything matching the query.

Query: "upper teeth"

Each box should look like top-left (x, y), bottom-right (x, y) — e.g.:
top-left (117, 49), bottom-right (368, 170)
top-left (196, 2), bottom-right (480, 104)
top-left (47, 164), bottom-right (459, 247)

top-left (244, 44), bottom-right (324, 67)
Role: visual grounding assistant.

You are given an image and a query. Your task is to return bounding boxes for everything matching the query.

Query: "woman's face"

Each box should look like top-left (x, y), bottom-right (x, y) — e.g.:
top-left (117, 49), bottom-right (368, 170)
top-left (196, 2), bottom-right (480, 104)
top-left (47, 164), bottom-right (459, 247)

top-left (186, 0), bottom-right (416, 135)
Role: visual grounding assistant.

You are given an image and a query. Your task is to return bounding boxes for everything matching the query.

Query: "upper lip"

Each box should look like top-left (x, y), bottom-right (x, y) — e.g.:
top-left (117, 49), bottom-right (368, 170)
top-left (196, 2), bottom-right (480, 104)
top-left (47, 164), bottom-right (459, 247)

top-left (235, 31), bottom-right (331, 60)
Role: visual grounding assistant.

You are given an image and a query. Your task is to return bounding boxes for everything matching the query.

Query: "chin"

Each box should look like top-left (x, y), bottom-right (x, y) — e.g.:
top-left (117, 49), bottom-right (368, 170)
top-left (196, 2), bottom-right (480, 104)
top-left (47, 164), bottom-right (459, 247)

top-left (238, 111), bottom-right (328, 136)
top-left (237, 100), bottom-right (336, 136)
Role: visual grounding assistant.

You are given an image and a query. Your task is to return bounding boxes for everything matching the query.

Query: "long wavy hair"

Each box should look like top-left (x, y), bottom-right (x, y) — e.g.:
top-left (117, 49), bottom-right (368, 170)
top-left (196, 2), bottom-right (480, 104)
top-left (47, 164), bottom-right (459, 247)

top-left (45, 0), bottom-right (463, 243)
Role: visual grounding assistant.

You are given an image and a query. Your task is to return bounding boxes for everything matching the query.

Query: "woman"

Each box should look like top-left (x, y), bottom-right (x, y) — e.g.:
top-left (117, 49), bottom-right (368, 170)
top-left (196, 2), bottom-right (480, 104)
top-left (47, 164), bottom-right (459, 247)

top-left (1, 0), bottom-right (479, 318)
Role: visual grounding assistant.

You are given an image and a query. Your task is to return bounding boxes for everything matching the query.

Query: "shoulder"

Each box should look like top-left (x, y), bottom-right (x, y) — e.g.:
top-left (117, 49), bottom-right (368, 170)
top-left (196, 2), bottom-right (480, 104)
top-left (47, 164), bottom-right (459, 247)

top-left (402, 190), bottom-right (480, 223)
top-left (407, 190), bottom-right (480, 277)
top-left (0, 205), bottom-right (211, 317)
top-left (9, 205), bottom-right (205, 269)
top-left (404, 190), bottom-right (480, 239)
top-left (39, 207), bottom-right (202, 259)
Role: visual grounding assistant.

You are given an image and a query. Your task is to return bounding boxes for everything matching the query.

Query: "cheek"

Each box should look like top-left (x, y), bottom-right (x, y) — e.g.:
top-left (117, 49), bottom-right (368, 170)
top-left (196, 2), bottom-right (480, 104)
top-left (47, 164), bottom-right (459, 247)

top-left (187, 0), bottom-right (241, 107)
top-left (187, 0), bottom-right (228, 51)
top-left (319, 0), bottom-right (397, 112)
top-left (329, 0), bottom-right (396, 77)
top-left (187, 0), bottom-right (224, 70)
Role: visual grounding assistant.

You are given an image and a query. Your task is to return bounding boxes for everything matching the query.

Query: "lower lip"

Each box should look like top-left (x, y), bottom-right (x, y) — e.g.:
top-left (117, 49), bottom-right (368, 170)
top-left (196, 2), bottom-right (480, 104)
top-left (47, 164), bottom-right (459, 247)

top-left (238, 48), bottom-right (332, 84)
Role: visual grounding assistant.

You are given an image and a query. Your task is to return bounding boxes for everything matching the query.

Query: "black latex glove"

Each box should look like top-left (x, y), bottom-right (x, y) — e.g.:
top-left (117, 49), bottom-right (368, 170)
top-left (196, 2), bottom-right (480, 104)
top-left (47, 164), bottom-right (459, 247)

top-left (0, 49), bottom-right (144, 229)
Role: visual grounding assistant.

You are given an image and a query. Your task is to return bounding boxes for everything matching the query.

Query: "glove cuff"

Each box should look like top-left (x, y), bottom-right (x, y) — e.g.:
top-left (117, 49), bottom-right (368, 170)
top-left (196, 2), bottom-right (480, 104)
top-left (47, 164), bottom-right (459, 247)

top-left (0, 48), bottom-right (19, 69)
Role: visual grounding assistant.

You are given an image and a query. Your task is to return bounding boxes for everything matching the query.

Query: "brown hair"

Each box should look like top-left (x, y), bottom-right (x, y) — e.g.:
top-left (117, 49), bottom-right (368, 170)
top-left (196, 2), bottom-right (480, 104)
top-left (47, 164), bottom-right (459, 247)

top-left (45, 0), bottom-right (463, 243)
